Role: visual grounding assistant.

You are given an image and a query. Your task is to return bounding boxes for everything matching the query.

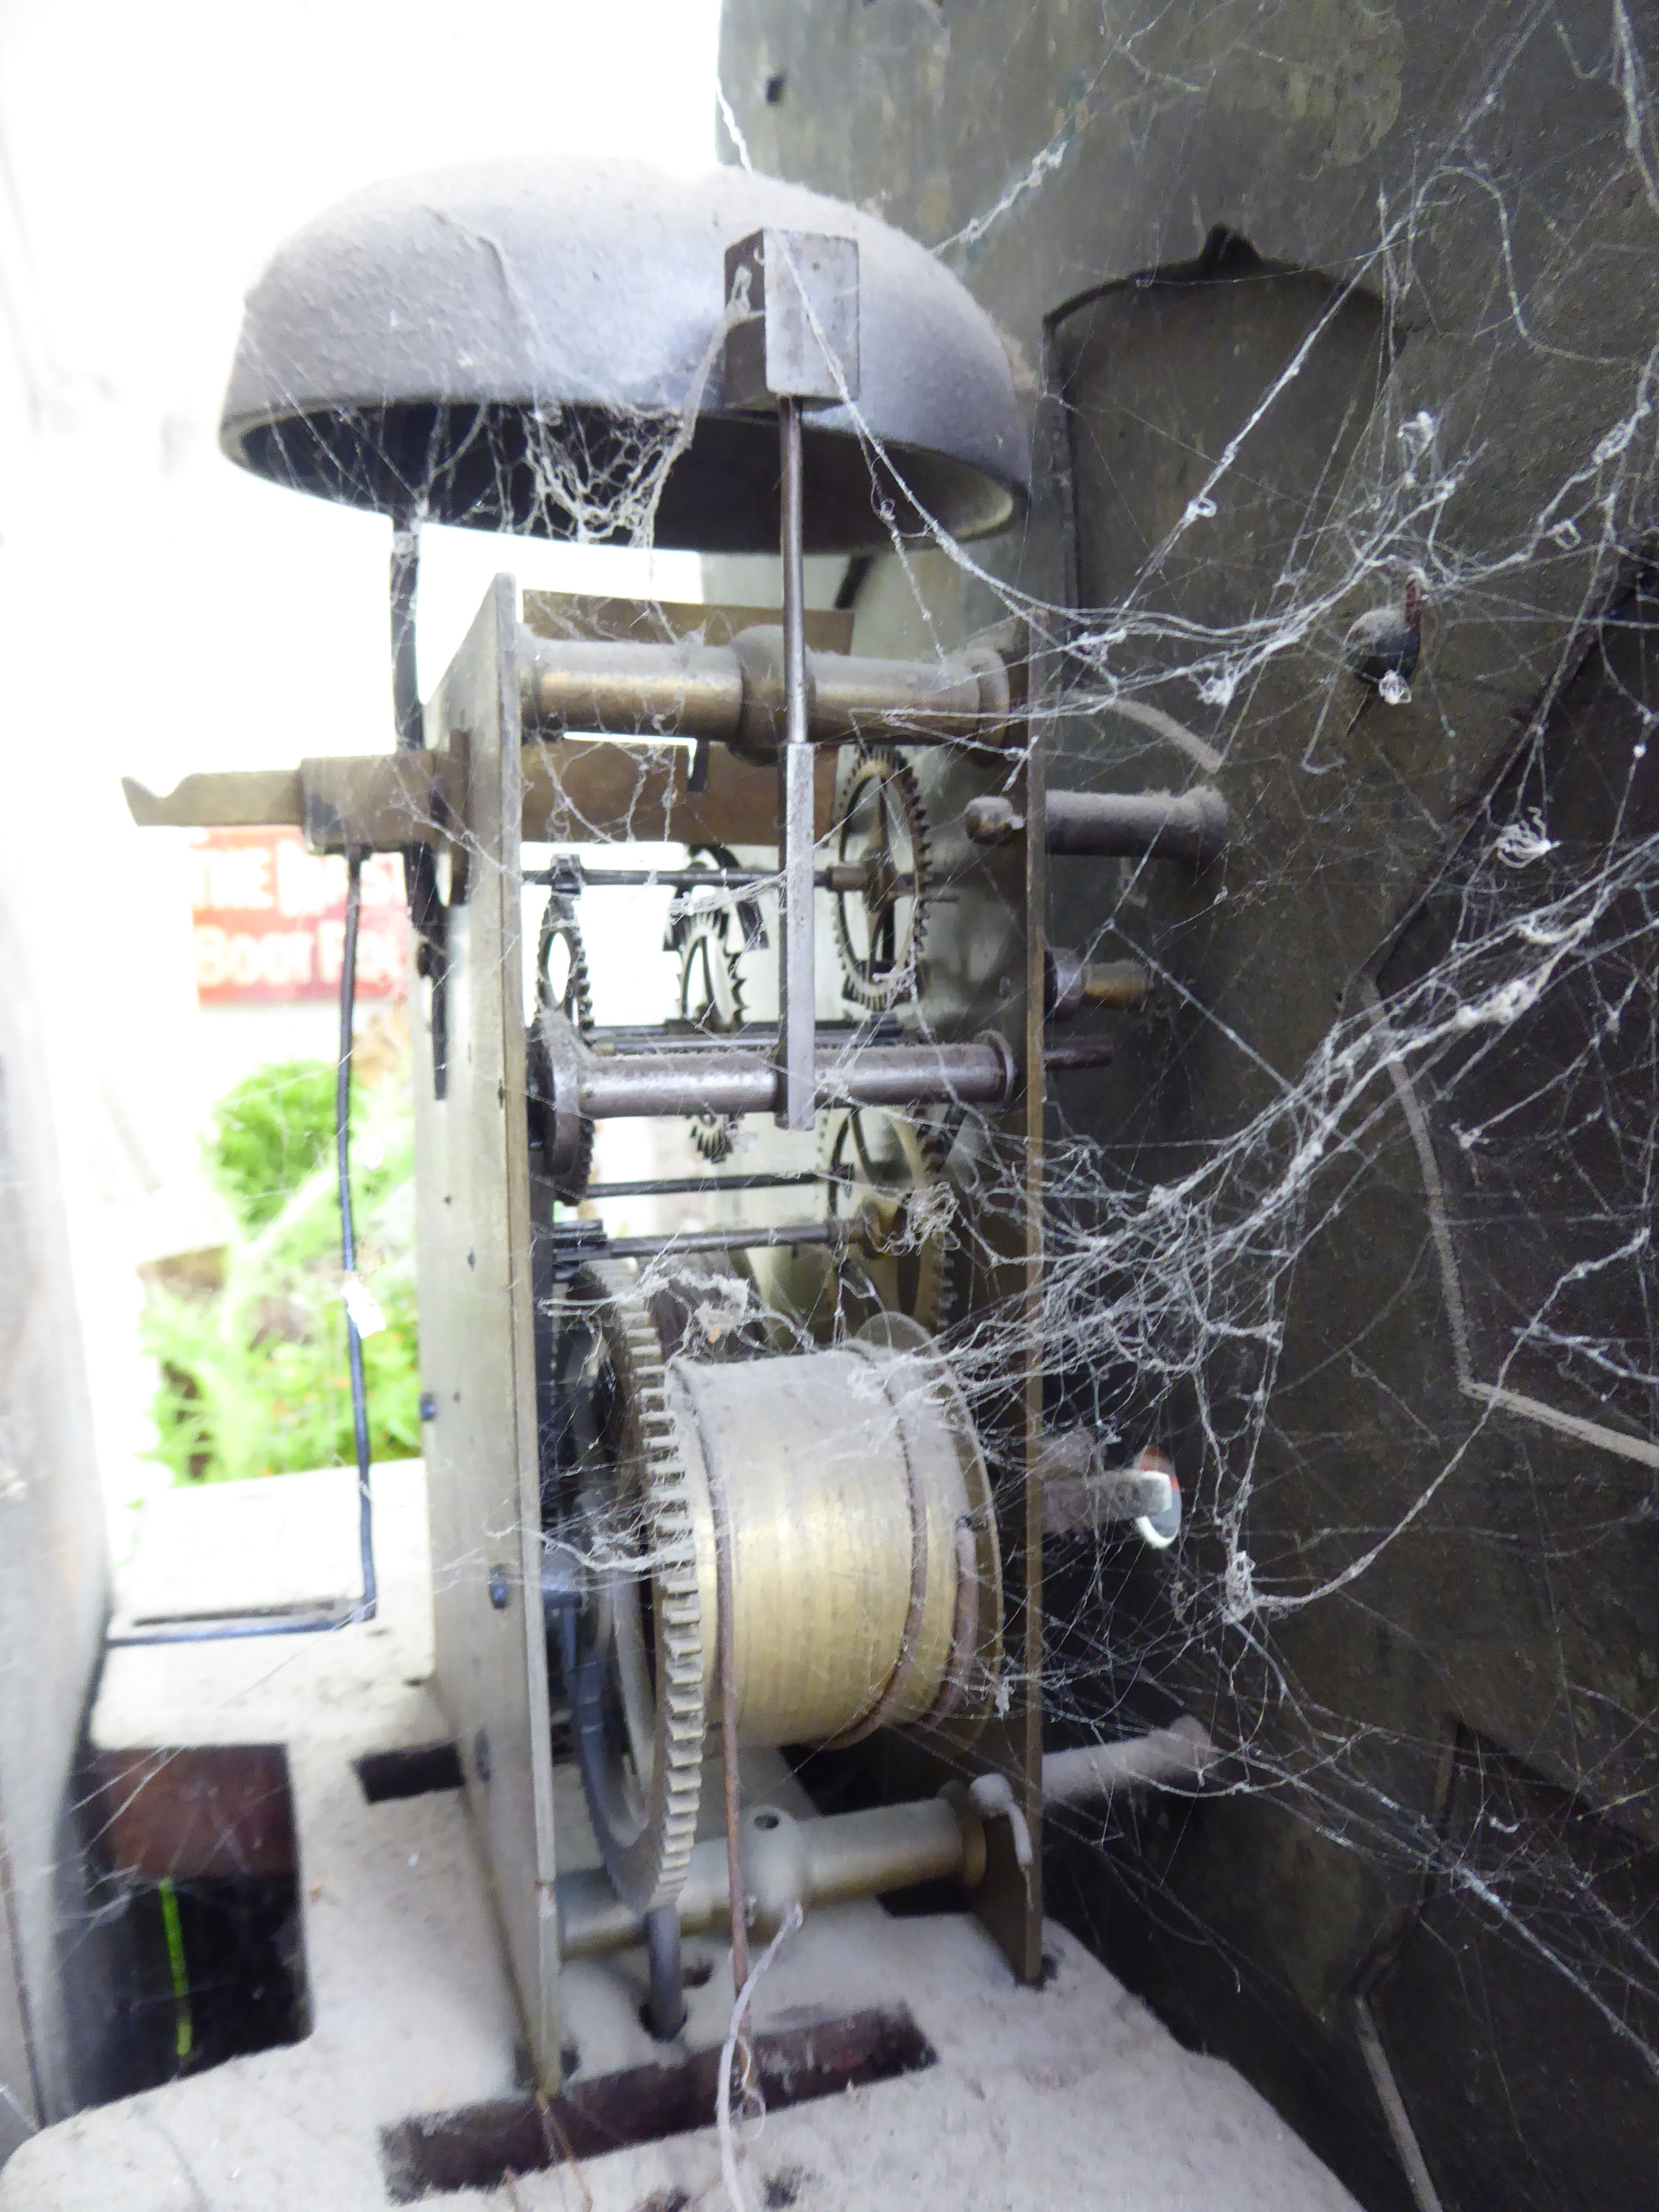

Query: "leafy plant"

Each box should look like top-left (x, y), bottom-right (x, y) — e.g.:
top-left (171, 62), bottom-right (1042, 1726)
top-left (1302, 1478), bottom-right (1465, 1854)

top-left (143, 1044), bottom-right (422, 1483)
top-left (207, 1060), bottom-right (341, 1232)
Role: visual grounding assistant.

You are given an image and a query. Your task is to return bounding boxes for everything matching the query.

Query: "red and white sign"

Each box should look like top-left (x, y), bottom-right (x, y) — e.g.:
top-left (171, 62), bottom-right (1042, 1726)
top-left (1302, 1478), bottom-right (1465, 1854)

top-left (190, 829), bottom-right (408, 1005)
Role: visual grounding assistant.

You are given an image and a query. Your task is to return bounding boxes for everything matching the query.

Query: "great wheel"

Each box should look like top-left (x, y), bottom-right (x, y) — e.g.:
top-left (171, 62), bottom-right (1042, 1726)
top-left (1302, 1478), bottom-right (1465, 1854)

top-left (545, 1258), bottom-right (705, 1913)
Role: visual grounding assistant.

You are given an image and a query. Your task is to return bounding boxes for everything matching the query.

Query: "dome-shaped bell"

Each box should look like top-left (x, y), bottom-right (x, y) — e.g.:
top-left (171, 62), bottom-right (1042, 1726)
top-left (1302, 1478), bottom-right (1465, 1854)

top-left (219, 158), bottom-right (1030, 555)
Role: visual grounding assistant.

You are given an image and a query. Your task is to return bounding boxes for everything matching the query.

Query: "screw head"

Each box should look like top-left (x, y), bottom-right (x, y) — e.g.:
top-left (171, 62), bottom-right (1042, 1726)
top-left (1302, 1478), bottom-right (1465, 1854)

top-left (488, 1564), bottom-right (510, 1611)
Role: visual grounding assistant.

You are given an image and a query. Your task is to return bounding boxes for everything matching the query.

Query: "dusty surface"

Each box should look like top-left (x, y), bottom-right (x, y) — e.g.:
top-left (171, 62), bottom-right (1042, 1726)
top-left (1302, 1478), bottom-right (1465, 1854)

top-left (111, 1465), bottom-right (374, 1627)
top-left (1, 1465), bottom-right (1358, 2210)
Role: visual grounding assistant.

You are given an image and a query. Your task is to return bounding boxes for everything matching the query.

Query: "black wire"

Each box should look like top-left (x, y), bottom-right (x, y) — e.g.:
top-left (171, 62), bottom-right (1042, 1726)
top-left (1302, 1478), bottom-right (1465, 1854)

top-left (109, 1612), bottom-right (362, 1647)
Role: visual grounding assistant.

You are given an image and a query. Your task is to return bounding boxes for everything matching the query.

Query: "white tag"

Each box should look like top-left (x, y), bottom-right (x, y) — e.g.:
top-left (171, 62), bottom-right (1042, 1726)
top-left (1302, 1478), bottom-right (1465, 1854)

top-left (342, 1274), bottom-right (387, 1339)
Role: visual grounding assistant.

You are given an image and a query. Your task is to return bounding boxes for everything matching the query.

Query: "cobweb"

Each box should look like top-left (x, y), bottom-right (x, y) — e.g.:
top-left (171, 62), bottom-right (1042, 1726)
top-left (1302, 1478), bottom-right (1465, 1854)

top-left (28, 11), bottom-right (1659, 2210)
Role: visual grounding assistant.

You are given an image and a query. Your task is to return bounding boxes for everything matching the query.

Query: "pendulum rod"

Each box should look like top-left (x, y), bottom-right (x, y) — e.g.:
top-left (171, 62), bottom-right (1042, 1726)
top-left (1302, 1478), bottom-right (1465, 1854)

top-left (777, 394), bottom-right (816, 1131)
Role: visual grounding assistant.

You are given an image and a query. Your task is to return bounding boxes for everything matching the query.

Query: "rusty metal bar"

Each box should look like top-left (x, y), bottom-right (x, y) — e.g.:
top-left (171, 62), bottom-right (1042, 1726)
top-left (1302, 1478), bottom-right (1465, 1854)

top-left (562, 1025), bottom-right (1014, 1123)
top-left (554, 1719), bottom-right (1211, 1964)
top-left (556, 1797), bottom-right (976, 1961)
top-left (604, 1221), bottom-right (857, 1261)
top-left (518, 628), bottom-right (1013, 752)
top-left (535, 1010), bottom-right (1016, 1187)
top-left (1046, 947), bottom-right (1153, 1019)
top-left (123, 738), bottom-right (840, 853)
top-left (965, 784), bottom-right (1228, 865)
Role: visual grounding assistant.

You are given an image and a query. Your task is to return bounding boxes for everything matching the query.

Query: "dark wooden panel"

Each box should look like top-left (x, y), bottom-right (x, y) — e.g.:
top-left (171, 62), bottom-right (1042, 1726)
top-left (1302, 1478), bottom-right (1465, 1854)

top-left (91, 1746), bottom-right (295, 1882)
top-left (382, 2004), bottom-right (936, 2200)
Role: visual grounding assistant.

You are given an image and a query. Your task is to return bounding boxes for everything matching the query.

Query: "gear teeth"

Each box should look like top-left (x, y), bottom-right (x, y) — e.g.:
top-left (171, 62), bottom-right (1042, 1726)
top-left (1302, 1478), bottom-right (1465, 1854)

top-left (537, 893), bottom-right (596, 1035)
top-left (831, 744), bottom-right (932, 1011)
top-left (672, 847), bottom-right (749, 1164)
top-left (691, 1113), bottom-right (738, 1164)
top-left (536, 891), bottom-right (596, 1199)
top-left (562, 1258), bottom-right (706, 1912)
top-left (820, 1104), bottom-right (960, 1338)
top-left (917, 1109), bottom-right (964, 1337)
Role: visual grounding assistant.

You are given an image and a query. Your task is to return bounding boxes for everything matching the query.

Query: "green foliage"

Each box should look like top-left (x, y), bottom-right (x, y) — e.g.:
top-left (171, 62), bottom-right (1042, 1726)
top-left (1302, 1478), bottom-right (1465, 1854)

top-left (206, 1058), bottom-right (339, 1232)
top-left (144, 1049), bottom-right (422, 1483)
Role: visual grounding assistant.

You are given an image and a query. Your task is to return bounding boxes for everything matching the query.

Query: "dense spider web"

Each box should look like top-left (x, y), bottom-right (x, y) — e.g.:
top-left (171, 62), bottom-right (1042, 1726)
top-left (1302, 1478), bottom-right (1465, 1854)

top-left (700, 20), bottom-right (1657, 2199)
top-left (20, 10), bottom-right (1659, 2209)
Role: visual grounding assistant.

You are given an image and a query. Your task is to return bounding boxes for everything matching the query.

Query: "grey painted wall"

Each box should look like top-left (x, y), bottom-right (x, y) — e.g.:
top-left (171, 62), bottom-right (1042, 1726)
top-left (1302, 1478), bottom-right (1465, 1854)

top-left (0, 889), bottom-right (108, 2161)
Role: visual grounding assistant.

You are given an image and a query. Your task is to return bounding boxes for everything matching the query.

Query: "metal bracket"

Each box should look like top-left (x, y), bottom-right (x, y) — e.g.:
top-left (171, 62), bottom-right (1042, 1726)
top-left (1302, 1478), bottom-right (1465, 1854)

top-left (722, 228), bottom-right (860, 411)
top-left (723, 229), bottom-right (860, 1133)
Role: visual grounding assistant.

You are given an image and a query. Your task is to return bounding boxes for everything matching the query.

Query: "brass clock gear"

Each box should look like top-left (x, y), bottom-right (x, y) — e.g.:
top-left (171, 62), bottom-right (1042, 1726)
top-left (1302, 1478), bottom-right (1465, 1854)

top-left (823, 1104), bottom-right (962, 1335)
top-left (666, 844), bottom-right (759, 1163)
top-left (748, 1104), bottom-right (963, 1344)
top-left (535, 889), bottom-right (596, 1200)
top-left (549, 1257), bottom-right (706, 1913)
top-left (550, 1266), bottom-right (1004, 1886)
top-left (831, 746), bottom-right (932, 1010)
